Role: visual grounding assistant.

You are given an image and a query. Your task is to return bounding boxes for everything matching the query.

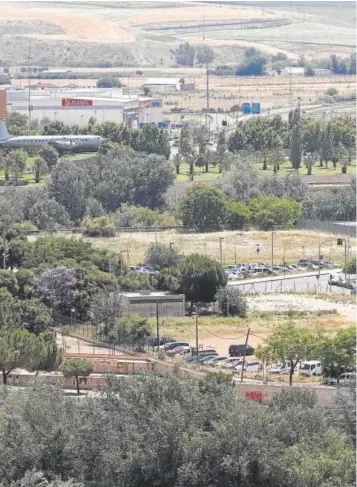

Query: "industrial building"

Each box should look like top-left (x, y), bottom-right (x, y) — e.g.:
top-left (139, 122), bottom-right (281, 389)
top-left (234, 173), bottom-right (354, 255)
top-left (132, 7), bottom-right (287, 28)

top-left (120, 291), bottom-right (185, 318)
top-left (4, 87), bottom-right (164, 127)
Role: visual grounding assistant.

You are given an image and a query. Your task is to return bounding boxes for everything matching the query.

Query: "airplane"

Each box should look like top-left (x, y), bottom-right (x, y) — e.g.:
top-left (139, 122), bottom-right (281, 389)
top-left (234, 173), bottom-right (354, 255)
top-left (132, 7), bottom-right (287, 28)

top-left (0, 120), bottom-right (102, 154)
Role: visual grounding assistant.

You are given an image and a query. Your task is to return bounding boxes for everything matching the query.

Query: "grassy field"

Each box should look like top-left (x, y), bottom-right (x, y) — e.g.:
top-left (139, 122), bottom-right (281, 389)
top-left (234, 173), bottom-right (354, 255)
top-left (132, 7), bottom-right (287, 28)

top-left (176, 162), bottom-right (220, 182)
top-left (175, 159), bottom-right (356, 182)
top-left (81, 229), bottom-right (355, 266)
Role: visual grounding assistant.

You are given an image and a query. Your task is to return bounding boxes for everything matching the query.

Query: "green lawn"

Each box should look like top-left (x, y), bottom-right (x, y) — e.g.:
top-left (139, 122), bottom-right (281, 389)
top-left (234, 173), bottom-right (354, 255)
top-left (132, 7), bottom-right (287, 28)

top-left (254, 159), bottom-right (357, 177)
top-left (176, 162), bottom-right (221, 182)
top-left (174, 159), bottom-right (356, 183)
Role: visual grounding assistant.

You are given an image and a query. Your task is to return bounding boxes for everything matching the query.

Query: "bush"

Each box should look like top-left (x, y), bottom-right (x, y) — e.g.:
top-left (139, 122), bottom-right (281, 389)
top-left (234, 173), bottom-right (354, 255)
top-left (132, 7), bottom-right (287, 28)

top-left (344, 257), bottom-right (356, 274)
top-left (236, 54), bottom-right (266, 76)
top-left (96, 76), bottom-right (121, 88)
top-left (181, 185), bottom-right (227, 232)
top-left (225, 201), bottom-right (250, 230)
top-left (146, 242), bottom-right (182, 269)
top-left (83, 217), bottom-right (116, 237)
top-left (216, 286), bottom-right (247, 317)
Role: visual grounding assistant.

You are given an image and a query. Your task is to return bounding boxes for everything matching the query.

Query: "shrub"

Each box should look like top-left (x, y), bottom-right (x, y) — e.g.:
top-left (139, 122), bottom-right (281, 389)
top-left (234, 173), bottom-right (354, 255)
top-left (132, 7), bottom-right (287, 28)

top-left (216, 286), bottom-right (247, 317)
top-left (249, 196), bottom-right (302, 230)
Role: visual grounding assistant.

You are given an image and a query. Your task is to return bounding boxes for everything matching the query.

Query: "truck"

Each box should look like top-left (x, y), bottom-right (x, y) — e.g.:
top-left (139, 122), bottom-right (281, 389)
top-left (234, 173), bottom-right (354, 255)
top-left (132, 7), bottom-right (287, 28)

top-left (299, 360), bottom-right (322, 377)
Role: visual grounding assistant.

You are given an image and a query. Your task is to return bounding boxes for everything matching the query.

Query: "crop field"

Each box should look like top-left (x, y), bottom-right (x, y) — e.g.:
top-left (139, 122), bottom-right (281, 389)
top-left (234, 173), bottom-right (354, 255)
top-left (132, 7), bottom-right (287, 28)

top-left (82, 229), bottom-right (355, 267)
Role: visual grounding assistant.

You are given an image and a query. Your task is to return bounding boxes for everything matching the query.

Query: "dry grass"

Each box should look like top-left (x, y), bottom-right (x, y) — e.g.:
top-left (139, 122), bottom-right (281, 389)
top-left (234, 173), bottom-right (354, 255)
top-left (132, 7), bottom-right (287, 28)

top-left (81, 229), bottom-right (355, 266)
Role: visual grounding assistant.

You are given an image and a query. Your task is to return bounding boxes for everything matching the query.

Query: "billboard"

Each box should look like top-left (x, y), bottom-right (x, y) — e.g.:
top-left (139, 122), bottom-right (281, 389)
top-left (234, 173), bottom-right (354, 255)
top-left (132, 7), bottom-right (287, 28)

top-left (62, 98), bottom-right (93, 107)
top-left (139, 100), bottom-right (151, 108)
top-left (251, 102), bottom-right (261, 114)
top-left (242, 102), bottom-right (251, 114)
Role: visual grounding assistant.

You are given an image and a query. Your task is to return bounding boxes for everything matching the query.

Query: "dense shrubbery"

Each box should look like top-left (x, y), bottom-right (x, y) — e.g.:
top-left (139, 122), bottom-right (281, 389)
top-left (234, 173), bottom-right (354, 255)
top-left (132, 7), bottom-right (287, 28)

top-left (0, 376), bottom-right (354, 487)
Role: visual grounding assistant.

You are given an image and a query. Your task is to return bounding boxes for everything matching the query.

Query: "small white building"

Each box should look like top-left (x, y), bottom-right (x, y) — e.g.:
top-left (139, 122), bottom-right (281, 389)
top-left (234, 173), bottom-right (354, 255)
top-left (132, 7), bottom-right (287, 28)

top-left (315, 68), bottom-right (331, 76)
top-left (281, 67), bottom-right (305, 76)
top-left (143, 78), bottom-right (181, 93)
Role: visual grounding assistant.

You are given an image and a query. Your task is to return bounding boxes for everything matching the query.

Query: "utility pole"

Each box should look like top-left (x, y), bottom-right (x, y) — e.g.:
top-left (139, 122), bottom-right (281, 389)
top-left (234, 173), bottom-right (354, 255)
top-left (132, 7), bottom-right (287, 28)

top-left (195, 314), bottom-right (199, 362)
top-left (28, 43), bottom-right (32, 128)
top-left (206, 62), bottom-right (210, 132)
top-left (2, 229), bottom-right (6, 270)
top-left (271, 230), bottom-right (275, 292)
top-left (288, 72), bottom-right (293, 109)
top-left (219, 237), bottom-right (224, 266)
top-left (240, 327), bottom-right (250, 382)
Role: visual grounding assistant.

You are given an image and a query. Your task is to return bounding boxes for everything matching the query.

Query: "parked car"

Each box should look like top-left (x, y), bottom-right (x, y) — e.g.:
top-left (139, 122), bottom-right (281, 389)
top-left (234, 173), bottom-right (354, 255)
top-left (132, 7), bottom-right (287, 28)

top-left (329, 274), bottom-right (345, 286)
top-left (229, 344), bottom-right (255, 357)
top-left (268, 363), bottom-right (291, 374)
top-left (199, 354), bottom-right (219, 364)
top-left (167, 345), bottom-right (191, 356)
top-left (206, 356), bottom-right (228, 366)
top-left (165, 342), bottom-right (190, 353)
top-left (221, 358), bottom-right (244, 369)
top-left (326, 372), bottom-right (356, 386)
top-left (237, 361), bottom-right (263, 373)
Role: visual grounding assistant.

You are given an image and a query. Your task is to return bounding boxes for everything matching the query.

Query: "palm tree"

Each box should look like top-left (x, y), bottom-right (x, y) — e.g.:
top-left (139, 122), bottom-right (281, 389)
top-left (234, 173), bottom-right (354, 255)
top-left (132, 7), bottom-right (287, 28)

top-left (33, 156), bottom-right (49, 183)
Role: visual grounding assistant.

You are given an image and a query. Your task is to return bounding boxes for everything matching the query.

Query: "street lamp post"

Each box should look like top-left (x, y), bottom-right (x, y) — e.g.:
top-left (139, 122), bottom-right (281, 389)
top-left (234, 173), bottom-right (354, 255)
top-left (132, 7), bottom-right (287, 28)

top-left (271, 230), bottom-right (275, 291)
top-left (191, 313), bottom-right (199, 362)
top-left (317, 238), bottom-right (341, 292)
top-left (203, 242), bottom-right (207, 256)
top-left (234, 235), bottom-right (237, 264)
top-left (156, 301), bottom-right (160, 352)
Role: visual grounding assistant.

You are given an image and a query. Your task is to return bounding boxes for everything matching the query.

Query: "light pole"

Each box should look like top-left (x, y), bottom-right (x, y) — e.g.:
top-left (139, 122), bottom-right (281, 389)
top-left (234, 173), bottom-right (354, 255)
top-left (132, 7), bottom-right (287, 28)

top-left (156, 301), bottom-right (160, 352)
top-left (169, 242), bottom-right (174, 252)
top-left (192, 312), bottom-right (199, 362)
top-left (219, 237), bottom-right (224, 266)
top-left (234, 235), bottom-right (237, 264)
top-left (271, 230), bottom-right (275, 291)
top-left (203, 242), bottom-right (207, 256)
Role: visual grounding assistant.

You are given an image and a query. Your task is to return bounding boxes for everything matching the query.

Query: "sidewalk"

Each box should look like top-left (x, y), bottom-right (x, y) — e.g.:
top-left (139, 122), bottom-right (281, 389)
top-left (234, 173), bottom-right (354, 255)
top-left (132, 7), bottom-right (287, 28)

top-left (227, 269), bottom-right (342, 287)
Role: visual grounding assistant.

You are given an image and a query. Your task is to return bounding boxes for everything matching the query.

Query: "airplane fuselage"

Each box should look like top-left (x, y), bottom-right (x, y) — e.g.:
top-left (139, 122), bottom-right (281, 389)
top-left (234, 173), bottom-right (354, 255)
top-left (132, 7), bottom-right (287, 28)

top-left (0, 134), bottom-right (102, 153)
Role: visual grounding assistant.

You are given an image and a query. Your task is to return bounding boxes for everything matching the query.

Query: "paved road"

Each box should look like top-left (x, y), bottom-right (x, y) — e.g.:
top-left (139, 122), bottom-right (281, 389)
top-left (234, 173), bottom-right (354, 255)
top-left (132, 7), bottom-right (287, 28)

top-left (229, 270), bottom-right (351, 294)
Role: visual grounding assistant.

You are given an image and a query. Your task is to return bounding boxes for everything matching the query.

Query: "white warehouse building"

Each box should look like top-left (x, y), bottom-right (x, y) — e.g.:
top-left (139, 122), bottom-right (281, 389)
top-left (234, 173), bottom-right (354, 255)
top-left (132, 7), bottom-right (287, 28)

top-left (5, 88), bottom-right (164, 127)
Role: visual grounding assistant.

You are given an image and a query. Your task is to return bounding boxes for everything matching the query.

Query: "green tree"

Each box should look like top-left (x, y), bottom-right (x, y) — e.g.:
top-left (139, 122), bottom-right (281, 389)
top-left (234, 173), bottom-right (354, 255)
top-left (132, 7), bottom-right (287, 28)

top-left (236, 54), bottom-right (266, 76)
top-left (289, 109), bottom-right (302, 170)
top-left (115, 313), bottom-right (151, 349)
top-left (181, 185), bottom-right (227, 232)
top-left (38, 145), bottom-right (59, 169)
top-left (7, 149), bottom-right (27, 183)
top-left (60, 358), bottom-right (93, 395)
top-left (224, 200), bottom-right (250, 230)
top-left (318, 327), bottom-right (356, 381)
top-left (33, 156), bottom-right (48, 183)
top-left (179, 254), bottom-right (227, 309)
top-left (28, 199), bottom-right (72, 231)
top-left (0, 328), bottom-right (42, 384)
top-left (171, 42), bottom-right (195, 67)
top-left (146, 242), bottom-right (182, 269)
top-left (96, 76), bottom-right (121, 88)
top-left (248, 196), bottom-right (302, 230)
top-left (262, 321), bottom-right (319, 385)
top-left (304, 65), bottom-right (315, 76)
top-left (195, 45), bottom-right (214, 64)
top-left (215, 286), bottom-right (247, 317)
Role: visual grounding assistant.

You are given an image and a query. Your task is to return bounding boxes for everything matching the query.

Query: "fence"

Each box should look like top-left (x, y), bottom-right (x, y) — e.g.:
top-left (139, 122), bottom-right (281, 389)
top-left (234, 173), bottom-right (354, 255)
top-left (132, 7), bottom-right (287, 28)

top-left (296, 219), bottom-right (356, 236)
top-left (231, 277), bottom-right (350, 295)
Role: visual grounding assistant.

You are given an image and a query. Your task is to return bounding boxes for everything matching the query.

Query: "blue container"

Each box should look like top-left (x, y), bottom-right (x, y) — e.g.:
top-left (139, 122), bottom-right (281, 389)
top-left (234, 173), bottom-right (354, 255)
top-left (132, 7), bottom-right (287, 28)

top-left (251, 103), bottom-right (261, 114)
top-left (242, 102), bottom-right (251, 114)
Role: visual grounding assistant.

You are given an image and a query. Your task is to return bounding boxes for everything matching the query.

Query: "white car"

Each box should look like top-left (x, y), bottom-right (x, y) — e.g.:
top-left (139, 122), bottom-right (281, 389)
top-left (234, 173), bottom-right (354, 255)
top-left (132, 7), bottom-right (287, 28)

top-left (206, 356), bottom-right (228, 367)
top-left (269, 363), bottom-right (290, 374)
top-left (221, 358), bottom-right (244, 369)
top-left (235, 361), bottom-right (262, 372)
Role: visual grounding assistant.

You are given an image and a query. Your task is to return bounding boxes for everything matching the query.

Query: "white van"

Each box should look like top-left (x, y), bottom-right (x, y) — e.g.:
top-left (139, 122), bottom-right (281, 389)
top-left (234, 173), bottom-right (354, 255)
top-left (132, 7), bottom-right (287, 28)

top-left (299, 360), bottom-right (322, 377)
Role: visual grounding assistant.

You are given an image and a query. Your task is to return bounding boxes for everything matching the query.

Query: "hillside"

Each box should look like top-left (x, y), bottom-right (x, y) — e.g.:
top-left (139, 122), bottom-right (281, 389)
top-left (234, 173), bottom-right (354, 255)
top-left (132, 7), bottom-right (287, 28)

top-left (0, 1), bottom-right (355, 67)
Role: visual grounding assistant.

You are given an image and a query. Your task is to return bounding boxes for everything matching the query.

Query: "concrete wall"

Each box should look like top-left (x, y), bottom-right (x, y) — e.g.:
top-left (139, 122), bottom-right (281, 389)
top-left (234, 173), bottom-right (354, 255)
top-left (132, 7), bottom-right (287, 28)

top-left (296, 219), bottom-right (356, 236)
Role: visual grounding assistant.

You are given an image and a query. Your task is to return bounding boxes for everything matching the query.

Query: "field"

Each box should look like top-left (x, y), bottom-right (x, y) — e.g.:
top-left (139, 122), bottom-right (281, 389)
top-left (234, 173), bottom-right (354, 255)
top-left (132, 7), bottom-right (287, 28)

top-left (0, 1), bottom-right (355, 67)
top-left (80, 229), bottom-right (356, 267)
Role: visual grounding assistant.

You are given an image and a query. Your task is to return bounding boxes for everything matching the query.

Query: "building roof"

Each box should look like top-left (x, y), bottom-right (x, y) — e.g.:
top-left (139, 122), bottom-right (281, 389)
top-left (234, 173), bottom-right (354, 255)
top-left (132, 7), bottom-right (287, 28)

top-left (144, 78), bottom-right (180, 85)
top-left (41, 69), bottom-right (73, 74)
top-left (282, 67), bottom-right (305, 75)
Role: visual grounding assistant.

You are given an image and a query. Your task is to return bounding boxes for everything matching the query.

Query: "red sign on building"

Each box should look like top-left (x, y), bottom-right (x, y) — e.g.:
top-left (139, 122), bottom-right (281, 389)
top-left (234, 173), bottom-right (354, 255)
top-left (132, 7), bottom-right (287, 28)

top-left (139, 100), bottom-right (151, 108)
top-left (62, 98), bottom-right (93, 107)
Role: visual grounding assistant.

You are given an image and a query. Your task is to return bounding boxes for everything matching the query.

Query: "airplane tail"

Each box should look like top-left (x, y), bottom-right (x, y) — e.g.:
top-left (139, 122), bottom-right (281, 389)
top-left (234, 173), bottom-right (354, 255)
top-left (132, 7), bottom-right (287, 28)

top-left (0, 120), bottom-right (11, 141)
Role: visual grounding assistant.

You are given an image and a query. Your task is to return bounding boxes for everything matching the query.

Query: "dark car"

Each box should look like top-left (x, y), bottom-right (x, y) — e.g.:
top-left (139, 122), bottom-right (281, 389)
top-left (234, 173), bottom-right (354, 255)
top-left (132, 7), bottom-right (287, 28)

top-left (229, 344), bottom-right (255, 357)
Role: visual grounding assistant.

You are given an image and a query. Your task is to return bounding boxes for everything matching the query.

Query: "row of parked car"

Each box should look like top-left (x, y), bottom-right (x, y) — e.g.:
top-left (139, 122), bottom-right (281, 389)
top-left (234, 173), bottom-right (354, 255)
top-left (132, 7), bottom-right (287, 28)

top-left (329, 273), bottom-right (356, 291)
top-left (225, 259), bottom-right (336, 280)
